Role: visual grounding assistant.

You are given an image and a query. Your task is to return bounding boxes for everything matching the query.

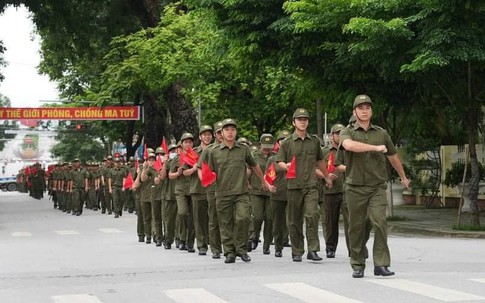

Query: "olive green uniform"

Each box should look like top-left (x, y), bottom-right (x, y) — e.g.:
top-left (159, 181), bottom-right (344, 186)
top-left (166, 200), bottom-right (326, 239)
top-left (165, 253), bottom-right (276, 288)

top-left (152, 159), bottom-right (165, 245)
top-left (322, 146), bottom-right (345, 255)
top-left (197, 143), bottom-right (222, 256)
top-left (275, 132), bottom-right (324, 257)
top-left (190, 145), bottom-right (209, 253)
top-left (249, 148), bottom-right (273, 252)
top-left (109, 165), bottom-right (127, 216)
top-left (171, 154), bottom-right (195, 251)
top-left (163, 159), bottom-right (178, 247)
top-left (208, 141), bottom-right (257, 258)
top-left (140, 166), bottom-right (156, 241)
top-left (70, 167), bottom-right (89, 215)
top-left (340, 123), bottom-right (397, 271)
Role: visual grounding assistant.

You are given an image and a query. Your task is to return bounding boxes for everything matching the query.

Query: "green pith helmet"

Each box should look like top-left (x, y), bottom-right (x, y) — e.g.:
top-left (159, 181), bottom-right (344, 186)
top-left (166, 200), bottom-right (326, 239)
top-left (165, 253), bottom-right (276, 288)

top-left (221, 118), bottom-right (237, 129)
top-left (277, 130), bottom-right (291, 140)
top-left (199, 125), bottom-right (213, 134)
top-left (293, 108), bottom-right (310, 119)
top-left (147, 148), bottom-right (155, 154)
top-left (168, 143), bottom-right (177, 151)
top-left (214, 121), bottom-right (223, 133)
top-left (180, 132), bottom-right (195, 142)
top-left (155, 147), bottom-right (165, 154)
top-left (148, 152), bottom-right (156, 159)
top-left (260, 133), bottom-right (275, 149)
top-left (114, 157), bottom-right (121, 162)
top-left (353, 94), bottom-right (372, 108)
top-left (237, 137), bottom-right (250, 145)
top-left (331, 124), bottom-right (345, 134)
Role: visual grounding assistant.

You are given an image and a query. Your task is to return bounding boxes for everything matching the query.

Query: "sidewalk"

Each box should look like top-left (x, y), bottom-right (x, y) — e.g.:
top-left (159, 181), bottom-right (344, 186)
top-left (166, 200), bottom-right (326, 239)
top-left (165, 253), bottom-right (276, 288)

top-left (387, 205), bottom-right (485, 239)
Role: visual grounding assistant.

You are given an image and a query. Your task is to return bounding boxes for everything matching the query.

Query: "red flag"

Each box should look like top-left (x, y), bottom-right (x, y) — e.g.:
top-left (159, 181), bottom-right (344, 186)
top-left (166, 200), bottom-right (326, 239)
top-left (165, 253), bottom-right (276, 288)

top-left (264, 162), bottom-right (277, 185)
top-left (123, 171), bottom-right (134, 190)
top-left (161, 137), bottom-right (168, 155)
top-left (153, 156), bottom-right (163, 172)
top-left (272, 141), bottom-right (280, 153)
top-left (135, 157), bottom-right (140, 171)
top-left (201, 161), bottom-right (217, 187)
top-left (181, 147), bottom-right (199, 167)
top-left (143, 143), bottom-right (148, 160)
top-left (327, 151), bottom-right (335, 173)
top-left (286, 155), bottom-right (296, 179)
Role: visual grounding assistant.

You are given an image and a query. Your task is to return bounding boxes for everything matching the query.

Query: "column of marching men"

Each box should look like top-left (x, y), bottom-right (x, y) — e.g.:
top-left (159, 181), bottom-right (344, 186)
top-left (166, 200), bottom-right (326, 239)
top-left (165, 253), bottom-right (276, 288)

top-left (14, 97), bottom-right (411, 278)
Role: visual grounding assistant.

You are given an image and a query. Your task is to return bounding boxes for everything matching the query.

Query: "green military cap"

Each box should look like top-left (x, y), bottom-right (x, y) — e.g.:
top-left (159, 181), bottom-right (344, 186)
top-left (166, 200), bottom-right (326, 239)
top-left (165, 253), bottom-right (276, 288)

top-left (353, 94), bottom-right (372, 108)
top-left (277, 130), bottom-right (291, 140)
top-left (147, 147), bottom-right (155, 154)
top-left (168, 143), bottom-right (177, 151)
top-left (73, 158), bottom-right (80, 162)
top-left (62, 162), bottom-right (68, 166)
top-left (260, 133), bottom-right (275, 149)
top-left (180, 132), bottom-right (195, 142)
top-left (221, 118), bottom-right (237, 129)
top-left (129, 156), bottom-right (135, 161)
top-left (348, 115), bottom-right (357, 125)
top-left (237, 137), bottom-right (250, 145)
top-left (293, 108), bottom-right (310, 119)
top-left (214, 121), bottom-right (223, 133)
top-left (199, 125), bottom-right (213, 134)
top-left (251, 145), bottom-right (259, 152)
top-left (155, 147), bottom-right (165, 154)
top-left (176, 141), bottom-right (182, 148)
top-left (114, 157), bottom-right (121, 162)
top-left (331, 124), bottom-right (345, 134)
top-left (147, 152), bottom-right (156, 159)
top-left (106, 155), bottom-right (113, 160)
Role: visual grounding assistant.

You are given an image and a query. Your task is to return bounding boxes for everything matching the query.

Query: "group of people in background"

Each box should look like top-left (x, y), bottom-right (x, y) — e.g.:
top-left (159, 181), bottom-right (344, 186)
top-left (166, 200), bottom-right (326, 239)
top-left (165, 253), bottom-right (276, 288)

top-left (14, 94), bottom-right (410, 278)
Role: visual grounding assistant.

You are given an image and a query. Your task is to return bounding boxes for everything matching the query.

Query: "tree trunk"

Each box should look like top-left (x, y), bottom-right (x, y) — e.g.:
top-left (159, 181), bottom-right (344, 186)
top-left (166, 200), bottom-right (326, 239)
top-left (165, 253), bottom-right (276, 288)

top-left (142, 92), bottom-right (167, 149)
top-left (165, 83), bottom-right (199, 143)
top-left (466, 60), bottom-right (480, 227)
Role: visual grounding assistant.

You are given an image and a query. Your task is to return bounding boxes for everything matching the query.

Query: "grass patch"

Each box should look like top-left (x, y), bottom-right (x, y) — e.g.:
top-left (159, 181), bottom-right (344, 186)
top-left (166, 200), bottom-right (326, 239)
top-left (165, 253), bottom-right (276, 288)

top-left (386, 215), bottom-right (411, 221)
top-left (452, 224), bottom-right (485, 231)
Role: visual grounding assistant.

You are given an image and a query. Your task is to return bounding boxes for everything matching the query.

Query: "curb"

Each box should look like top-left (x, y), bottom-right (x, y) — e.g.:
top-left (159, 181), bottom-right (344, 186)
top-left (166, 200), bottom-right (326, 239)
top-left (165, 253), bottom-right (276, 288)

top-left (388, 223), bottom-right (485, 239)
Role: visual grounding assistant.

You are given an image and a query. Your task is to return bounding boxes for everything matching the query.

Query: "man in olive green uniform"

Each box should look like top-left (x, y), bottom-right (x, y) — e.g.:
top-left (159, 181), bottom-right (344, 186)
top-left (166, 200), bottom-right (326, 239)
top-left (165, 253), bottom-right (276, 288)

top-left (132, 160), bottom-right (144, 242)
top-left (249, 133), bottom-right (275, 255)
top-left (208, 118), bottom-right (275, 264)
top-left (269, 130), bottom-right (291, 257)
top-left (140, 152), bottom-right (157, 244)
top-left (152, 147), bottom-right (166, 246)
top-left (70, 159), bottom-right (89, 216)
top-left (100, 156), bottom-right (114, 214)
top-left (109, 157), bottom-right (127, 218)
top-left (321, 124), bottom-right (346, 258)
top-left (276, 108), bottom-right (333, 262)
top-left (186, 125), bottom-right (213, 255)
top-left (340, 94), bottom-right (410, 278)
top-left (197, 121), bottom-right (224, 259)
top-left (160, 144), bottom-right (178, 249)
top-left (125, 157), bottom-right (137, 213)
top-left (169, 133), bottom-right (196, 253)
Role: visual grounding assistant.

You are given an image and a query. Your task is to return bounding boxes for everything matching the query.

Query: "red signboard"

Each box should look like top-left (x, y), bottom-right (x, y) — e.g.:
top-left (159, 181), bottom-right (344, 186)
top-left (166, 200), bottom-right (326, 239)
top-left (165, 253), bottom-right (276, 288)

top-left (0, 106), bottom-right (140, 120)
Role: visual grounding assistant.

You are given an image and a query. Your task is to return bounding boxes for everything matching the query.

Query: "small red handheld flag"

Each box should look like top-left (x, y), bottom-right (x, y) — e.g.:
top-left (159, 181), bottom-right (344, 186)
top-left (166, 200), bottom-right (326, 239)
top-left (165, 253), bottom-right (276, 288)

top-left (153, 156), bottom-right (163, 172)
top-left (201, 161), bottom-right (217, 187)
top-left (183, 147), bottom-right (199, 167)
top-left (264, 162), bottom-right (277, 185)
top-left (123, 172), bottom-right (134, 190)
top-left (161, 137), bottom-right (168, 155)
top-left (143, 143), bottom-right (148, 160)
top-left (327, 151), bottom-right (335, 173)
top-left (286, 155), bottom-right (296, 179)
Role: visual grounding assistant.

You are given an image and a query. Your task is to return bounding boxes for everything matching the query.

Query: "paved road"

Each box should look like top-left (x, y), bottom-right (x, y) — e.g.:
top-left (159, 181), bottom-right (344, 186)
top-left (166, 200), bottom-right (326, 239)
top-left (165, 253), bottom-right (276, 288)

top-left (2, 191), bottom-right (485, 303)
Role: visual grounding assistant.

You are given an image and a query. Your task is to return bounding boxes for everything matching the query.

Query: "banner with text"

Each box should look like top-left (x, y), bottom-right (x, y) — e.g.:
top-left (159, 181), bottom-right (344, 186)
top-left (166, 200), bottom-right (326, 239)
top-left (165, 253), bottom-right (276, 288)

top-left (0, 106), bottom-right (140, 120)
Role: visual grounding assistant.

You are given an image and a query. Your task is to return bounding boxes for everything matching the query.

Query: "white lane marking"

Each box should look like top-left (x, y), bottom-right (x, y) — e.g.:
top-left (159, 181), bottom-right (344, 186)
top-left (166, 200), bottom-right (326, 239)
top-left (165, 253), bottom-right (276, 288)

top-left (264, 282), bottom-right (363, 303)
top-left (369, 279), bottom-right (485, 301)
top-left (11, 231), bottom-right (32, 237)
top-left (52, 294), bottom-right (102, 303)
top-left (165, 288), bottom-right (229, 303)
top-left (98, 228), bottom-right (123, 234)
top-left (470, 278), bottom-right (485, 284)
top-left (55, 230), bottom-right (80, 235)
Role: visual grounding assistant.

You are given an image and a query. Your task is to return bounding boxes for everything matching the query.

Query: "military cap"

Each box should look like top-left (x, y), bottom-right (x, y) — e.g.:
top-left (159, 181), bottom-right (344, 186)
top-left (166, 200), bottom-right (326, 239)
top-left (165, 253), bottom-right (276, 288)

top-left (221, 118), bottom-right (237, 129)
top-left (129, 156), bottom-right (135, 161)
top-left (353, 94), bottom-right (372, 108)
top-left (237, 137), bottom-right (250, 145)
top-left (155, 147), bottom-right (165, 154)
top-left (349, 115), bottom-right (357, 124)
top-left (331, 124), bottom-right (345, 134)
top-left (147, 147), bottom-right (155, 154)
top-left (114, 157), bottom-right (121, 162)
top-left (277, 130), bottom-right (291, 140)
top-left (214, 121), bottom-right (223, 133)
top-left (106, 155), bottom-right (113, 160)
top-left (293, 108), bottom-right (310, 119)
top-left (168, 143), bottom-right (177, 151)
top-left (147, 152), bottom-right (156, 159)
top-left (176, 141), bottom-right (182, 148)
top-left (180, 132), bottom-right (195, 142)
top-left (260, 133), bottom-right (275, 149)
top-left (199, 125), bottom-right (213, 135)
top-left (73, 158), bottom-right (80, 162)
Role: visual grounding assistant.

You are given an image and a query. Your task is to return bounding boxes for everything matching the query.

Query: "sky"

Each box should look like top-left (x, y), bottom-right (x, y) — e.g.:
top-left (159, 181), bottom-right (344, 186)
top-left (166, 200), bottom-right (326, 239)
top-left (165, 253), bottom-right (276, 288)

top-left (0, 5), bottom-right (59, 108)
